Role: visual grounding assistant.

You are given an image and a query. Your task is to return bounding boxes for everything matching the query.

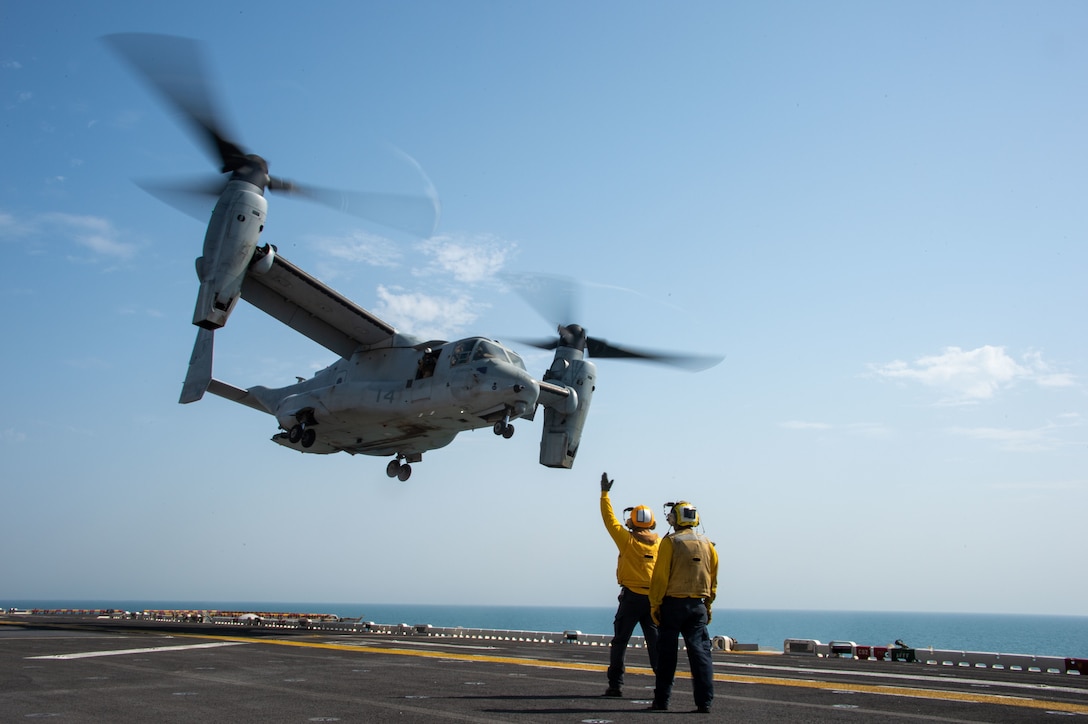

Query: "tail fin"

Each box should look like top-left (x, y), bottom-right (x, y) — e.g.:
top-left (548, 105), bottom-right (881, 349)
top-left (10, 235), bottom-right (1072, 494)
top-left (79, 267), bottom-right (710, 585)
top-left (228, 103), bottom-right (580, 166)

top-left (179, 327), bottom-right (214, 404)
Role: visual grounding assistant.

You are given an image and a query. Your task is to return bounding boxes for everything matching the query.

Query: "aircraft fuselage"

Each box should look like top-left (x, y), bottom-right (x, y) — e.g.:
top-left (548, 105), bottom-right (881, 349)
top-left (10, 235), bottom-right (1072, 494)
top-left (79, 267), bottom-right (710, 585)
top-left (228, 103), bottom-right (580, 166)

top-left (248, 337), bottom-right (540, 459)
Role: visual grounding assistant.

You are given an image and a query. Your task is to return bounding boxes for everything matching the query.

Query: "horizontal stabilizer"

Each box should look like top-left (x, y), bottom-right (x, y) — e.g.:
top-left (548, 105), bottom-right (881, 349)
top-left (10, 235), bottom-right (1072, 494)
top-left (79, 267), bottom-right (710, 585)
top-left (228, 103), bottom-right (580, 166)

top-left (179, 327), bottom-right (214, 404)
top-left (207, 379), bottom-right (273, 414)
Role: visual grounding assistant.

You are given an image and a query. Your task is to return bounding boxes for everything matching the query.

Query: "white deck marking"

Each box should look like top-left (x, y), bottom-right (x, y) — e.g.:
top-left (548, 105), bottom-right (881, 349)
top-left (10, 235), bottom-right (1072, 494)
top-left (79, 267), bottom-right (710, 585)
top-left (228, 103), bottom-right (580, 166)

top-left (29, 641), bottom-right (248, 660)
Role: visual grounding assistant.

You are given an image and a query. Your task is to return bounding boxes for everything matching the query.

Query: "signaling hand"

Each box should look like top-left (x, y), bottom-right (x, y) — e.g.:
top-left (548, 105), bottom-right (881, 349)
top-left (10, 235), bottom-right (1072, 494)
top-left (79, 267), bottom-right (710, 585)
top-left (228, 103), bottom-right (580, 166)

top-left (600, 472), bottom-right (614, 492)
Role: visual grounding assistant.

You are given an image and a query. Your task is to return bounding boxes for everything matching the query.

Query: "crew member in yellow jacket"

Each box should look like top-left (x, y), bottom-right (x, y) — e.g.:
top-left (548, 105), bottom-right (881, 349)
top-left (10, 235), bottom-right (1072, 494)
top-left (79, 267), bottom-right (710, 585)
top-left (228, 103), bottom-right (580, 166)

top-left (599, 472), bottom-right (660, 698)
top-left (648, 500), bottom-right (718, 714)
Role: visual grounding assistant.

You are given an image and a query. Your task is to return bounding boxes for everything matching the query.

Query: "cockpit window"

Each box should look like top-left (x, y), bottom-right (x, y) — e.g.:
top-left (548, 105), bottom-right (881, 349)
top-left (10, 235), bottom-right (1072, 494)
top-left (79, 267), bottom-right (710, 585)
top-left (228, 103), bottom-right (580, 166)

top-left (449, 339), bottom-right (523, 368)
top-left (472, 340), bottom-right (507, 362)
top-left (449, 341), bottom-right (473, 366)
top-left (506, 349), bottom-right (526, 370)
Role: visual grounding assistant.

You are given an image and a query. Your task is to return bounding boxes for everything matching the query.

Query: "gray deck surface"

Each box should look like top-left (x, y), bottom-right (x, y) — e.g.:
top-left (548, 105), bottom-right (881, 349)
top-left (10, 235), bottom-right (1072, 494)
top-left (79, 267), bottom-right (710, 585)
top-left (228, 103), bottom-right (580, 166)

top-left (2, 619), bottom-right (1086, 722)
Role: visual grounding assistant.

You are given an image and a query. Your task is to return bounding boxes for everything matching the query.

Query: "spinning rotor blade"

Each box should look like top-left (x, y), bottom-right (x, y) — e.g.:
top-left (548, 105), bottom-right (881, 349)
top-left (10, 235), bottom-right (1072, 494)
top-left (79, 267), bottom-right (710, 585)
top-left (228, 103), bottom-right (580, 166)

top-left (135, 176), bottom-right (225, 221)
top-left (515, 337), bottom-right (560, 351)
top-left (270, 181), bottom-right (439, 237)
top-left (501, 272), bottom-right (579, 328)
top-left (584, 336), bottom-right (723, 372)
top-left (504, 272), bottom-right (724, 372)
top-left (514, 330), bottom-right (722, 372)
top-left (104, 33), bottom-right (247, 173)
top-left (105, 33), bottom-right (440, 236)
top-left (139, 175), bottom-right (439, 235)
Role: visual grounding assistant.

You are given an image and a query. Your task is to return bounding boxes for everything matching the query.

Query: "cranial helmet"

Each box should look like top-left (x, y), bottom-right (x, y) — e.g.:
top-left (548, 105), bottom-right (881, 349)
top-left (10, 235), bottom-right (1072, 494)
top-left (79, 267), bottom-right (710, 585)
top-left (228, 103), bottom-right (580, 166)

top-left (626, 505), bottom-right (656, 530)
top-left (666, 501), bottom-right (699, 528)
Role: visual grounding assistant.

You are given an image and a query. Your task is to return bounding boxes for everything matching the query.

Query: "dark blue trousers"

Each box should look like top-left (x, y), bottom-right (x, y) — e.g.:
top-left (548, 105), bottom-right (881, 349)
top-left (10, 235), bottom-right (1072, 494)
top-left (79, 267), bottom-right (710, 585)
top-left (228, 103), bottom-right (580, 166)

top-left (652, 596), bottom-right (714, 710)
top-left (607, 587), bottom-right (659, 689)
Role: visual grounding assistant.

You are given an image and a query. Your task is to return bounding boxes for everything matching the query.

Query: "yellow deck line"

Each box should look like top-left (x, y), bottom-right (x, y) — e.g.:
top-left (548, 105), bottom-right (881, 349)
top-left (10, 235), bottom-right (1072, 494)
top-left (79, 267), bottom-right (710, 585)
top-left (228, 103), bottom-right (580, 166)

top-left (179, 633), bottom-right (1088, 715)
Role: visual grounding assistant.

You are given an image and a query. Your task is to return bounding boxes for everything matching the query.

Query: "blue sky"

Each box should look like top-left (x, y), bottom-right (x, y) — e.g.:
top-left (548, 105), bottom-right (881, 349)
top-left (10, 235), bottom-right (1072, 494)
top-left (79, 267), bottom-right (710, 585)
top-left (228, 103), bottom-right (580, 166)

top-left (2, 1), bottom-right (1085, 620)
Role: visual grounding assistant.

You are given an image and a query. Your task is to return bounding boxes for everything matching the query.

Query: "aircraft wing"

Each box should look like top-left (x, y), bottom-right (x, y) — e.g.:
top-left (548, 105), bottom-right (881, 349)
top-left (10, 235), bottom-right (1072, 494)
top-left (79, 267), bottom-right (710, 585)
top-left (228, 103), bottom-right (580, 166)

top-left (241, 246), bottom-right (396, 358)
top-left (535, 380), bottom-right (573, 409)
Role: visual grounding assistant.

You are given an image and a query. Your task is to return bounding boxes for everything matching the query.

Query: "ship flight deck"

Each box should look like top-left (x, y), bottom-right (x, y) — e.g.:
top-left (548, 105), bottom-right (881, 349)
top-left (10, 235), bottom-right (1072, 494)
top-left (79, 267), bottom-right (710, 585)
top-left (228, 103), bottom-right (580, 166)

top-left (2, 611), bottom-right (1086, 722)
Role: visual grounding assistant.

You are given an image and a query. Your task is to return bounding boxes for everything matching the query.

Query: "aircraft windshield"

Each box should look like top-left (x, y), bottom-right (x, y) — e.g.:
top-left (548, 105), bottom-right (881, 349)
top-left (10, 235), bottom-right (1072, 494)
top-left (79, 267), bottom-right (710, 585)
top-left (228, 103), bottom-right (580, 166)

top-left (449, 339), bottom-right (525, 369)
top-left (472, 340), bottom-right (507, 362)
top-left (506, 349), bottom-right (526, 370)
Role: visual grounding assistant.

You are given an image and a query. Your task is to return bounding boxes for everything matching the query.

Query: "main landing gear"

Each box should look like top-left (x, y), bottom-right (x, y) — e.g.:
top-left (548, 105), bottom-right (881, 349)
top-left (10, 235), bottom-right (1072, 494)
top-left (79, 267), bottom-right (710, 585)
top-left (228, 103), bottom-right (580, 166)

top-left (386, 458), bottom-right (412, 481)
top-left (288, 423), bottom-right (316, 448)
top-left (493, 416), bottom-right (515, 439)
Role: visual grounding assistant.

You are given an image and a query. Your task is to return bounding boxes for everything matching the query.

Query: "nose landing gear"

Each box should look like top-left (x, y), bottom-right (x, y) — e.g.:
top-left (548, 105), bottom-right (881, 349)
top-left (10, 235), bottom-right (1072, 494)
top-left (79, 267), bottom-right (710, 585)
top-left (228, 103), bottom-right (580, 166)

top-left (493, 414), bottom-right (515, 439)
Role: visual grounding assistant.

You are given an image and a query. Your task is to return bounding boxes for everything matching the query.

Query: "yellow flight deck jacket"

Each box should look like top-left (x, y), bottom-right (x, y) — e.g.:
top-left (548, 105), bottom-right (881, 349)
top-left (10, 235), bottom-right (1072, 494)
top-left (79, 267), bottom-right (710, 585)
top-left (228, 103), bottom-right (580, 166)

top-left (649, 528), bottom-right (718, 615)
top-left (601, 491), bottom-right (659, 592)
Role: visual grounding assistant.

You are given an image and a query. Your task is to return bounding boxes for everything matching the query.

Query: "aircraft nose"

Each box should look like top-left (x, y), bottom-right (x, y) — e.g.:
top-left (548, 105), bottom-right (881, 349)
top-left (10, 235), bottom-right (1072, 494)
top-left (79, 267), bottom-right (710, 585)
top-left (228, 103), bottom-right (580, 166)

top-left (512, 375), bottom-right (540, 406)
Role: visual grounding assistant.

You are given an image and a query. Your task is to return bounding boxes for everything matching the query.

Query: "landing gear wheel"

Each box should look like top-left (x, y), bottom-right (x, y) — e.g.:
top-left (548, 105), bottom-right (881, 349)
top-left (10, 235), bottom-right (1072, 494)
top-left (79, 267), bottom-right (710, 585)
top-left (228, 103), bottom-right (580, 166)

top-left (301, 428), bottom-right (316, 448)
top-left (502, 424), bottom-right (515, 439)
top-left (493, 421), bottom-right (505, 436)
top-left (288, 424), bottom-right (304, 443)
top-left (397, 464), bottom-right (412, 482)
top-left (386, 460), bottom-right (401, 478)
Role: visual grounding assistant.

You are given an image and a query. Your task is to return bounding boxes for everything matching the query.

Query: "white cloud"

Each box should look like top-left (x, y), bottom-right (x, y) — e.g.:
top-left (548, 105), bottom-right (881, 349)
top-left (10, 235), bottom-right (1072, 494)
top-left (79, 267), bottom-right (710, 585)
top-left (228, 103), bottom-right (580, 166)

top-left (373, 285), bottom-right (481, 341)
top-left (0, 210), bottom-right (37, 238)
top-left (118, 306), bottom-right (164, 318)
top-left (1021, 350), bottom-right (1077, 389)
top-left (781, 420), bottom-right (832, 430)
top-left (781, 420), bottom-right (891, 438)
top-left (313, 231), bottom-right (402, 272)
top-left (870, 345), bottom-right (1075, 403)
top-left (944, 411), bottom-right (1079, 452)
top-left (993, 479), bottom-right (1086, 492)
top-left (302, 230), bottom-right (513, 337)
top-left (45, 213), bottom-right (136, 259)
top-left (416, 234), bottom-right (514, 284)
top-left (1, 427), bottom-right (27, 444)
top-left (3, 210), bottom-right (137, 260)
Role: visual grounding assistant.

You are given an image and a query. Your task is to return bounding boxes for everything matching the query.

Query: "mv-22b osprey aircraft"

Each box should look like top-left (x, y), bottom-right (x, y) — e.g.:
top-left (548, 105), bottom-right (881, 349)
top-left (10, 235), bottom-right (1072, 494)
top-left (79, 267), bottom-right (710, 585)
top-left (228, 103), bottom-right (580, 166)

top-left (107, 34), bottom-right (721, 480)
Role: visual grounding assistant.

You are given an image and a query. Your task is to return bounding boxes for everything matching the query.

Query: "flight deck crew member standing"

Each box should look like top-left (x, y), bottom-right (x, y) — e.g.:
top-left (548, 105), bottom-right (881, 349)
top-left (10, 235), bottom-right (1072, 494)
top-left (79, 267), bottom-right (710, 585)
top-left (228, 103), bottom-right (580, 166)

top-left (648, 500), bottom-right (718, 714)
top-left (599, 472), bottom-right (660, 698)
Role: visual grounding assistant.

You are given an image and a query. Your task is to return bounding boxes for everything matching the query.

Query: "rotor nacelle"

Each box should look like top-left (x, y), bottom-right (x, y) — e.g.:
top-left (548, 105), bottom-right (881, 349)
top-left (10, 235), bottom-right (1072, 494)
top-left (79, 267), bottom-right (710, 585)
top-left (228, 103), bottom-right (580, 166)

top-left (539, 350), bottom-right (596, 469)
top-left (192, 180), bottom-right (268, 329)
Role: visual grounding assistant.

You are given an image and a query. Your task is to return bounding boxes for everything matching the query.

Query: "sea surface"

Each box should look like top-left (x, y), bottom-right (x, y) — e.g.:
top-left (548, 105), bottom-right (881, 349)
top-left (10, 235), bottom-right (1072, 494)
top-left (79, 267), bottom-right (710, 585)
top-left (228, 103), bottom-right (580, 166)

top-left (5, 600), bottom-right (1086, 658)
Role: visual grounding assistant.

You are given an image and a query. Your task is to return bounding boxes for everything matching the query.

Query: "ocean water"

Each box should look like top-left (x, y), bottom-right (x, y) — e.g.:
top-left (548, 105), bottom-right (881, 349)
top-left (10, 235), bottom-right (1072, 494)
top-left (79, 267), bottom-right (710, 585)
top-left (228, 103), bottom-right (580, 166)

top-left (6, 600), bottom-right (1086, 659)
